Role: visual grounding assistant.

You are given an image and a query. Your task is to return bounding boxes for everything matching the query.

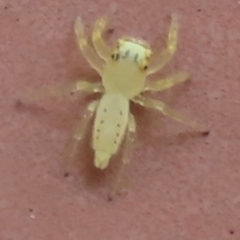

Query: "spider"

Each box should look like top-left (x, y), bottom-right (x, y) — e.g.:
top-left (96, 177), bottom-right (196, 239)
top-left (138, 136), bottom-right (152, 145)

top-left (30, 14), bottom-right (206, 195)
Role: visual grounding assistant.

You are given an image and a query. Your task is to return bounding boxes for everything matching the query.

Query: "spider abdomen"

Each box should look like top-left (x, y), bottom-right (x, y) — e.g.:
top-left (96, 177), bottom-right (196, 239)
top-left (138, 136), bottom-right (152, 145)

top-left (92, 93), bottom-right (129, 169)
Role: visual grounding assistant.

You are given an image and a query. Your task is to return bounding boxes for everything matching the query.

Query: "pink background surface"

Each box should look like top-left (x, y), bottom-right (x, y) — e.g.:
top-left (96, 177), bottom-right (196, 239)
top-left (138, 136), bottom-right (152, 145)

top-left (1, 0), bottom-right (240, 239)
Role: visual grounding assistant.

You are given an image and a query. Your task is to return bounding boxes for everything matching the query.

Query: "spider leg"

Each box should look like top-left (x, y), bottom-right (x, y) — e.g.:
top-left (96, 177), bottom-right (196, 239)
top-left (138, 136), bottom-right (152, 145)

top-left (92, 17), bottom-right (111, 61)
top-left (144, 71), bottom-right (190, 92)
top-left (108, 113), bottom-right (136, 199)
top-left (133, 95), bottom-right (205, 132)
top-left (147, 13), bottom-right (179, 75)
top-left (26, 80), bottom-right (104, 102)
top-left (63, 100), bottom-right (99, 166)
top-left (75, 17), bottom-right (104, 75)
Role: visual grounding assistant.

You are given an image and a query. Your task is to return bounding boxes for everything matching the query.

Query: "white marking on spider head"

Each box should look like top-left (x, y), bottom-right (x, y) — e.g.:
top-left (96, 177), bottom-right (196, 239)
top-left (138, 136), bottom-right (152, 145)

top-left (118, 41), bottom-right (149, 63)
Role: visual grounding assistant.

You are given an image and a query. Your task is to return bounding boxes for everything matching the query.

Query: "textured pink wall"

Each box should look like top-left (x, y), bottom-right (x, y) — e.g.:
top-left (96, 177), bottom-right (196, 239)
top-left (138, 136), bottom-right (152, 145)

top-left (1, 0), bottom-right (240, 239)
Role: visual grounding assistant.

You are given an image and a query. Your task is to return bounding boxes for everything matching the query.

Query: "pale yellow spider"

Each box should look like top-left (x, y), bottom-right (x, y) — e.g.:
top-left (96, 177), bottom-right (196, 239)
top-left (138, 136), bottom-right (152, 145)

top-left (30, 14), bottom-right (206, 195)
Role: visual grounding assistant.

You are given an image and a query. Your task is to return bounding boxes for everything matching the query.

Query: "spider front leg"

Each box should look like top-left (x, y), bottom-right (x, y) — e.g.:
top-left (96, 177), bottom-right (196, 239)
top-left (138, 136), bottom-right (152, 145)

top-left (147, 13), bottom-right (179, 75)
top-left (75, 17), bottom-right (104, 74)
top-left (144, 71), bottom-right (190, 92)
top-left (133, 95), bottom-right (205, 132)
top-left (26, 80), bottom-right (104, 101)
top-left (92, 17), bottom-right (111, 61)
top-left (109, 113), bottom-right (136, 199)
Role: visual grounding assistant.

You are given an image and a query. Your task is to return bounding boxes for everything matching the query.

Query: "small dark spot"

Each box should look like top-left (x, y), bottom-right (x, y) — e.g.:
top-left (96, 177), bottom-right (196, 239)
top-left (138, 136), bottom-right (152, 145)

top-left (119, 110), bottom-right (123, 116)
top-left (202, 130), bottom-right (210, 136)
top-left (117, 124), bottom-right (121, 128)
top-left (114, 140), bottom-right (117, 144)
top-left (111, 54), bottom-right (115, 59)
top-left (115, 53), bottom-right (120, 60)
top-left (107, 195), bottom-right (113, 201)
top-left (4, 6), bottom-right (8, 10)
top-left (103, 108), bottom-right (107, 113)
top-left (229, 230), bottom-right (235, 235)
top-left (16, 18), bottom-right (19, 22)
top-left (134, 53), bottom-right (139, 62)
top-left (143, 65), bottom-right (148, 70)
top-left (106, 28), bottom-right (114, 34)
top-left (64, 172), bottom-right (69, 177)
top-left (197, 8), bottom-right (201, 12)
top-left (100, 120), bottom-right (104, 124)
top-left (97, 129), bottom-right (100, 133)
top-left (28, 208), bottom-right (33, 212)
top-left (116, 133), bottom-right (120, 137)
top-left (70, 91), bottom-right (74, 96)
